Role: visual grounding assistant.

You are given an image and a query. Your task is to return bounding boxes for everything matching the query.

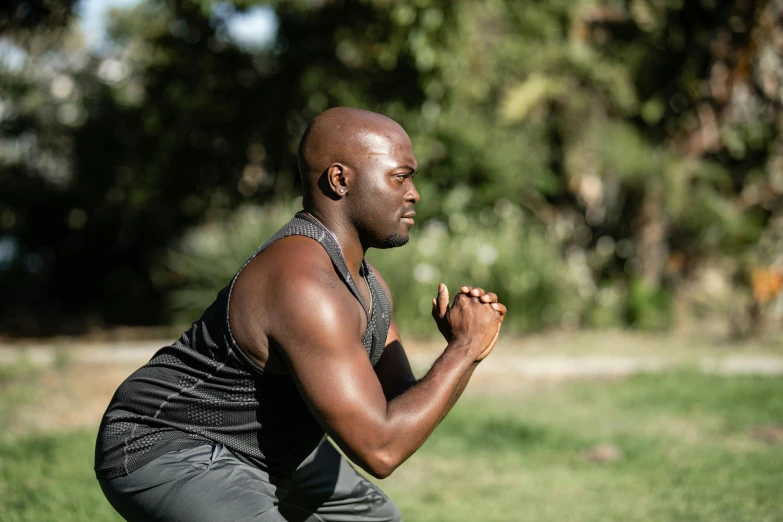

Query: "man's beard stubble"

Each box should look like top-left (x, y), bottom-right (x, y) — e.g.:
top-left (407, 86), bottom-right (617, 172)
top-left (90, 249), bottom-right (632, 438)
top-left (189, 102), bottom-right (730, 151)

top-left (378, 233), bottom-right (410, 249)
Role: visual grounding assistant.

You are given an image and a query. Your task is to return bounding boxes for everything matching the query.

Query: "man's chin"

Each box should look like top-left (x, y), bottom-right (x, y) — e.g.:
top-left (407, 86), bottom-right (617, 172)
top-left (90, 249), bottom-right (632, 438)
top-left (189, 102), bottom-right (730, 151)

top-left (378, 233), bottom-right (409, 249)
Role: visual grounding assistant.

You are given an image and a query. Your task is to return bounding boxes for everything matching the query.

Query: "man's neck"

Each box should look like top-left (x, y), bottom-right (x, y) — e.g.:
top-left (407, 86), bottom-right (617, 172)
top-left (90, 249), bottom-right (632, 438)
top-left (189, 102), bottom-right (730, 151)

top-left (303, 210), bottom-right (366, 278)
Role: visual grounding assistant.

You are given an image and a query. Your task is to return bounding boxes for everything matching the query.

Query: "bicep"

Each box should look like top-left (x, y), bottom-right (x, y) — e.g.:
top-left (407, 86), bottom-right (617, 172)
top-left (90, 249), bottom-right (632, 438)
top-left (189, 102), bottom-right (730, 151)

top-left (269, 290), bottom-right (389, 456)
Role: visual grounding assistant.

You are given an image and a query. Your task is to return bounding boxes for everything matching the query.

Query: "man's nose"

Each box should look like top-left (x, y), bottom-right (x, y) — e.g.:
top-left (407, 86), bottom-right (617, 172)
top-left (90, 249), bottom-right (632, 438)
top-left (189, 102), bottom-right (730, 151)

top-left (405, 180), bottom-right (420, 204)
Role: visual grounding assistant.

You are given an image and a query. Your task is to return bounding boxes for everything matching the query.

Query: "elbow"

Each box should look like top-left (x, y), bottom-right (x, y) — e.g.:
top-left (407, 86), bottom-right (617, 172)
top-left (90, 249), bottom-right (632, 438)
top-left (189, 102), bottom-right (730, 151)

top-left (366, 462), bottom-right (394, 480)
top-left (363, 450), bottom-right (398, 480)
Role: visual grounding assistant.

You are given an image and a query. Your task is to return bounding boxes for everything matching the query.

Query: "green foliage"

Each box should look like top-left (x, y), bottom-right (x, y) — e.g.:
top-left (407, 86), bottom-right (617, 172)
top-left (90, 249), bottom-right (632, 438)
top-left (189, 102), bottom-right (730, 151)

top-left (1, 0), bottom-right (781, 334)
top-left (162, 201), bottom-right (586, 335)
top-left (625, 278), bottom-right (672, 330)
top-left (367, 203), bottom-right (583, 336)
top-left (160, 202), bottom-right (298, 322)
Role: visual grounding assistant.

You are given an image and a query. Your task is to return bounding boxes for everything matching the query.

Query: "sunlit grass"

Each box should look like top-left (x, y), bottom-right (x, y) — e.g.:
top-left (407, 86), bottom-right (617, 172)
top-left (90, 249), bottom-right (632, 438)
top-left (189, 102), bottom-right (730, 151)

top-left (0, 432), bottom-right (122, 522)
top-left (381, 372), bottom-right (783, 522)
top-left (1, 372), bottom-right (782, 521)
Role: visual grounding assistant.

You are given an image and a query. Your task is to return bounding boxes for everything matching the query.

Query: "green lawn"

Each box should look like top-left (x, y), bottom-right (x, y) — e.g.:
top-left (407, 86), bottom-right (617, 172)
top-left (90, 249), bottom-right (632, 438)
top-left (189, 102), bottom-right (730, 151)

top-left (1, 372), bottom-right (782, 521)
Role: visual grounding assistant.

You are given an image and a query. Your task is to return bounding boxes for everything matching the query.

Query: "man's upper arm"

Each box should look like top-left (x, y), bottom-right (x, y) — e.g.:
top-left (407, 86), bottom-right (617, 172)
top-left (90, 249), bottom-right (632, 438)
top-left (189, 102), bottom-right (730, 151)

top-left (266, 273), bottom-right (390, 467)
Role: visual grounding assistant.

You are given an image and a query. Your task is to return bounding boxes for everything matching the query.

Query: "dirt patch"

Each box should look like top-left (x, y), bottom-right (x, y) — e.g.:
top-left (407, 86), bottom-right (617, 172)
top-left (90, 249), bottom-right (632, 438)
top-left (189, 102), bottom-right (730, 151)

top-left (582, 443), bottom-right (624, 463)
top-left (749, 425), bottom-right (783, 444)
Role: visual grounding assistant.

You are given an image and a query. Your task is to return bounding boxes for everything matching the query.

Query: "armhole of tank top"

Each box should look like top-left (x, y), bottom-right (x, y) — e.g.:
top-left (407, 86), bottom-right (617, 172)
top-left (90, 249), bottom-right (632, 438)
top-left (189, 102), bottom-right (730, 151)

top-left (225, 233), bottom-right (293, 376)
top-left (360, 260), bottom-right (374, 344)
top-left (363, 263), bottom-right (390, 364)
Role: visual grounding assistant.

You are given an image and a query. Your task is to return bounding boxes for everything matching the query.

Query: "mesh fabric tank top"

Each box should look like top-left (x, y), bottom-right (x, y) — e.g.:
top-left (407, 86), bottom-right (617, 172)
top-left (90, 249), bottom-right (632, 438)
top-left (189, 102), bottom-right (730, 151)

top-left (94, 213), bottom-right (392, 480)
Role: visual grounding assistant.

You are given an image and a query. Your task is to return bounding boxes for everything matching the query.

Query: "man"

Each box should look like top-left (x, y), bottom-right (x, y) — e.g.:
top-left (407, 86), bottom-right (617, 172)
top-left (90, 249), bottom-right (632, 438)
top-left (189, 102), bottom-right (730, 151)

top-left (95, 107), bottom-right (506, 521)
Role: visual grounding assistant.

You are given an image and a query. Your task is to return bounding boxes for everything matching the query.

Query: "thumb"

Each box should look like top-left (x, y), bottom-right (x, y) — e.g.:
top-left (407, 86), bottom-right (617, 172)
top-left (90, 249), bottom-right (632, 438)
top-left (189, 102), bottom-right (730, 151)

top-left (435, 283), bottom-right (449, 318)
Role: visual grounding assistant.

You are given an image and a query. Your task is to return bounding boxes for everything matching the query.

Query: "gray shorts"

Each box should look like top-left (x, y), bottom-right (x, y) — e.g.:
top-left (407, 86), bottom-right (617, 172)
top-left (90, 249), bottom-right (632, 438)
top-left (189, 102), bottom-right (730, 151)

top-left (98, 440), bottom-right (401, 521)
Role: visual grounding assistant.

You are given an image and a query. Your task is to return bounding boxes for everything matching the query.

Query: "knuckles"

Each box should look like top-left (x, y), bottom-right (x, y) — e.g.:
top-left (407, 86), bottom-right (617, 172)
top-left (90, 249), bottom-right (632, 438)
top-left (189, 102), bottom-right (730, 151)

top-left (450, 287), bottom-right (505, 324)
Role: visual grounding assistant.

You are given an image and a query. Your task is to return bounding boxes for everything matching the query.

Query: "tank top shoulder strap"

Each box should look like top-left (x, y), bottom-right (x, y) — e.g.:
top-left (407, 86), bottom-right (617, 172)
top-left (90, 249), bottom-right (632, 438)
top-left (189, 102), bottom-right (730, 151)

top-left (225, 213), bottom-right (371, 346)
top-left (292, 212), bottom-right (371, 315)
top-left (363, 262), bottom-right (392, 366)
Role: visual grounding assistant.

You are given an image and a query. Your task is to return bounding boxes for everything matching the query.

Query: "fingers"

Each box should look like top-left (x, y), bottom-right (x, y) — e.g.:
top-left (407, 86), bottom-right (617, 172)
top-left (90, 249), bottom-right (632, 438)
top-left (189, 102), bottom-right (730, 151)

top-left (457, 285), bottom-right (506, 317)
top-left (460, 286), bottom-right (500, 305)
top-left (491, 302), bottom-right (507, 319)
top-left (461, 286), bottom-right (486, 299)
top-left (481, 292), bottom-right (497, 304)
top-left (432, 283), bottom-right (449, 319)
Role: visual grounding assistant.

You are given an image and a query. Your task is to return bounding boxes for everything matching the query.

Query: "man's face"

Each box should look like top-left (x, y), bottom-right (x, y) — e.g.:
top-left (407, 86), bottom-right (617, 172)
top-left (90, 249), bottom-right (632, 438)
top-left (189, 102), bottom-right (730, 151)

top-left (351, 127), bottom-right (419, 249)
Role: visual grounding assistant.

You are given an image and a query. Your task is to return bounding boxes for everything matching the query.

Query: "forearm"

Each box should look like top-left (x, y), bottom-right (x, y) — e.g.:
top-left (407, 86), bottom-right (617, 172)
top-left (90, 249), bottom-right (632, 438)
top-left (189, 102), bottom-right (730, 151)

top-left (381, 349), bottom-right (478, 427)
top-left (443, 360), bottom-right (479, 419)
top-left (369, 342), bottom-right (478, 475)
top-left (321, 284), bottom-right (505, 478)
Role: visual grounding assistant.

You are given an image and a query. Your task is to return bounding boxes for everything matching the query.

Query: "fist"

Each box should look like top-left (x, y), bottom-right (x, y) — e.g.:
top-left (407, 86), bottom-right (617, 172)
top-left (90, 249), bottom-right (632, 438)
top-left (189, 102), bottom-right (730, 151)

top-left (431, 284), bottom-right (507, 361)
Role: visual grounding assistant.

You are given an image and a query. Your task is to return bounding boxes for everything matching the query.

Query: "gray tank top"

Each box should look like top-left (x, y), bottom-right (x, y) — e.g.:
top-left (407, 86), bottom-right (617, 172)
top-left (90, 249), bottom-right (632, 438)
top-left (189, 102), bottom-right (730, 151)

top-left (94, 213), bottom-right (392, 480)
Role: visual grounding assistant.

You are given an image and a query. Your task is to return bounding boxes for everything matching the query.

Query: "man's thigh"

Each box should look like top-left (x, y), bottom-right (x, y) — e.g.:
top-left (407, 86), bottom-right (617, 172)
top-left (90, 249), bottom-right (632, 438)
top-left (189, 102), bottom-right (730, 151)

top-left (99, 444), bottom-right (287, 522)
top-left (279, 441), bottom-right (402, 522)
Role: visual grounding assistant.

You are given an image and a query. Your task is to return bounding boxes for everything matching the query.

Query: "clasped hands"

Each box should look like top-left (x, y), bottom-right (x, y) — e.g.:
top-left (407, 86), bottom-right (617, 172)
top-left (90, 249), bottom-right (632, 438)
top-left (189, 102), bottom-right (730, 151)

top-left (431, 284), bottom-right (507, 362)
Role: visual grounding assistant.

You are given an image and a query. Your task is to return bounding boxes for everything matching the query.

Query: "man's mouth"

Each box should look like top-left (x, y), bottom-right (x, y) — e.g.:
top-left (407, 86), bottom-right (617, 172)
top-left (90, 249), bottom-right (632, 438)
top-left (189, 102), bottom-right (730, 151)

top-left (401, 211), bottom-right (416, 225)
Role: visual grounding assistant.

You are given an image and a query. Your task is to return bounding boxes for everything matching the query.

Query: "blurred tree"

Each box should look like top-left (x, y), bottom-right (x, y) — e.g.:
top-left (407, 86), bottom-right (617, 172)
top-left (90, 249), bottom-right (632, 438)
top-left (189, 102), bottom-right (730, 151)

top-left (0, 0), bottom-right (451, 333)
top-left (463, 0), bottom-right (781, 327)
top-left (1, 0), bottom-right (781, 335)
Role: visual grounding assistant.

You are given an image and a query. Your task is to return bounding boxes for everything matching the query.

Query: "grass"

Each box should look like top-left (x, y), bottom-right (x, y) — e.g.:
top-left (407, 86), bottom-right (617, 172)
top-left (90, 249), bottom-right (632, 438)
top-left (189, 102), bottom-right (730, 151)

top-left (0, 361), bottom-right (42, 432)
top-left (0, 432), bottom-right (122, 522)
top-left (383, 371), bottom-right (783, 522)
top-left (1, 372), bottom-right (782, 521)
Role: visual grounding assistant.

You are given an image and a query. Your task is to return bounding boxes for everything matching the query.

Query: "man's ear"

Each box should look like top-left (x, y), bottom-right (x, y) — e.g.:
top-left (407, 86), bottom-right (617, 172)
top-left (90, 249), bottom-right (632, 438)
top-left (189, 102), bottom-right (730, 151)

top-left (327, 163), bottom-right (351, 197)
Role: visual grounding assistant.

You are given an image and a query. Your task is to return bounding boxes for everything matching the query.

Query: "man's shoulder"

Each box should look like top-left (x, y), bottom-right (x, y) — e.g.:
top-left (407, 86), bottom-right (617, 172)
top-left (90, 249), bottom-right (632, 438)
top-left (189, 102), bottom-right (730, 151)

top-left (237, 234), bottom-right (349, 305)
top-left (230, 234), bottom-right (361, 345)
top-left (259, 237), bottom-right (363, 336)
top-left (268, 235), bottom-right (342, 283)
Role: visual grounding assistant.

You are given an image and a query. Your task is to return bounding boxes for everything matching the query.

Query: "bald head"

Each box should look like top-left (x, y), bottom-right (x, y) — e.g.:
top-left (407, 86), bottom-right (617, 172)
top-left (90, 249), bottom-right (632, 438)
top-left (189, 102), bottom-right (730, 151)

top-left (298, 107), bottom-right (412, 208)
top-left (296, 107), bottom-right (420, 249)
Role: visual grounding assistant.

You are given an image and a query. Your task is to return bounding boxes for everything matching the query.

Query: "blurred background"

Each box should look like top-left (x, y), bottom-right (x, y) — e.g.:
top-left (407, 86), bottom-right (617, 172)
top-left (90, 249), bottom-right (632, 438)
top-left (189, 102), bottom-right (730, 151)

top-left (1, 1), bottom-right (783, 521)
top-left (2, 0), bottom-right (783, 338)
